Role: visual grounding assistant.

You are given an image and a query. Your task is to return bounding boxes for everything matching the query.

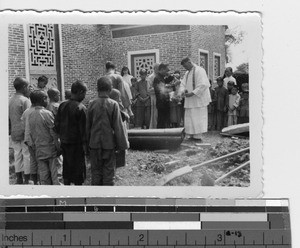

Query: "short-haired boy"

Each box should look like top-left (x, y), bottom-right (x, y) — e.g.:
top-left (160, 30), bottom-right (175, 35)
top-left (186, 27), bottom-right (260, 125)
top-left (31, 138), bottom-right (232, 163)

top-left (227, 81), bottom-right (235, 94)
top-left (208, 79), bottom-right (216, 131)
top-left (227, 85), bottom-right (241, 126)
top-left (9, 77), bottom-right (31, 184)
top-left (47, 88), bottom-right (61, 117)
top-left (215, 77), bottom-right (229, 131)
top-left (223, 67), bottom-right (237, 89)
top-left (37, 75), bottom-right (48, 91)
top-left (28, 90), bottom-right (60, 185)
top-left (55, 81), bottom-right (88, 185)
top-left (130, 77), bottom-right (138, 127)
top-left (136, 69), bottom-right (151, 129)
top-left (21, 91), bottom-right (39, 184)
top-left (86, 76), bottom-right (129, 185)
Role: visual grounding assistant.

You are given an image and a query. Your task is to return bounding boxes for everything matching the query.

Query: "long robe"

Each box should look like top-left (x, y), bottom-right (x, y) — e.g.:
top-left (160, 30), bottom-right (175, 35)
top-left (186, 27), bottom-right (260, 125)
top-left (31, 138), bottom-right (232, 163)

top-left (106, 71), bottom-right (131, 109)
top-left (180, 64), bottom-right (211, 135)
top-left (147, 72), bottom-right (158, 128)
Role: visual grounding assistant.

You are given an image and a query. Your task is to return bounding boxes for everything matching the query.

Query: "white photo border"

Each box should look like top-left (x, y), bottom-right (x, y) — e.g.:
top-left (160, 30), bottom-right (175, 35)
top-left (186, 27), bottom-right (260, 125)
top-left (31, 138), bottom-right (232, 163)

top-left (0, 10), bottom-right (263, 198)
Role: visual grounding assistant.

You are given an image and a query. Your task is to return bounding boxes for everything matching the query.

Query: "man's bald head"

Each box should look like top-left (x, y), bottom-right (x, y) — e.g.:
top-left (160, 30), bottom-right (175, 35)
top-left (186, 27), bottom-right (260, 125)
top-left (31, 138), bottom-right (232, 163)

top-left (13, 77), bottom-right (29, 91)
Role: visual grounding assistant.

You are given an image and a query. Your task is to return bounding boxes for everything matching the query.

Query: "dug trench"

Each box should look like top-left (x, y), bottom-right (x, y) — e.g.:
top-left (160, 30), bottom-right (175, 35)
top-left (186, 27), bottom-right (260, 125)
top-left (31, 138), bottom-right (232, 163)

top-left (9, 131), bottom-right (250, 186)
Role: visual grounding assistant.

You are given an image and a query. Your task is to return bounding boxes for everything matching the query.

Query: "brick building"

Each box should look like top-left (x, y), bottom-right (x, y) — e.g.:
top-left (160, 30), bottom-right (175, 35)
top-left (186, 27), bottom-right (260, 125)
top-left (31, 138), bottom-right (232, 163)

top-left (8, 24), bottom-right (226, 101)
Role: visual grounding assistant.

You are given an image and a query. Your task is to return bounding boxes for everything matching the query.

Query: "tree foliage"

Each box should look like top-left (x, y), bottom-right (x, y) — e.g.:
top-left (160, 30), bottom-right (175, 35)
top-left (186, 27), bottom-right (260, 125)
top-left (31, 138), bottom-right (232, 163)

top-left (235, 62), bottom-right (249, 74)
top-left (225, 26), bottom-right (245, 45)
top-left (225, 26), bottom-right (246, 63)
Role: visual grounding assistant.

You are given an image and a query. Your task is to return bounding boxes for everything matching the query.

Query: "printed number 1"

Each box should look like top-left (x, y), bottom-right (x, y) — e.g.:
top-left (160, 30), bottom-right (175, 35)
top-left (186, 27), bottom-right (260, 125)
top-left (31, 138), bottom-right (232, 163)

top-left (217, 234), bottom-right (222, 242)
top-left (139, 234), bottom-right (144, 242)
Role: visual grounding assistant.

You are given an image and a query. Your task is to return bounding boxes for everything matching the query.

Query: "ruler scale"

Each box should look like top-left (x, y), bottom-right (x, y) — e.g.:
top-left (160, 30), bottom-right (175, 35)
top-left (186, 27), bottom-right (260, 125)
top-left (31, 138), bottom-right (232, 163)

top-left (0, 198), bottom-right (291, 247)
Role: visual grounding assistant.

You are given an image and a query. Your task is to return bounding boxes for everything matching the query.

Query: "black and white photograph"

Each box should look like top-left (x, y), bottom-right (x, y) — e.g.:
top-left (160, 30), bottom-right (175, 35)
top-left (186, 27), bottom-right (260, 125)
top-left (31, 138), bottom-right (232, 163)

top-left (2, 11), bottom-right (262, 198)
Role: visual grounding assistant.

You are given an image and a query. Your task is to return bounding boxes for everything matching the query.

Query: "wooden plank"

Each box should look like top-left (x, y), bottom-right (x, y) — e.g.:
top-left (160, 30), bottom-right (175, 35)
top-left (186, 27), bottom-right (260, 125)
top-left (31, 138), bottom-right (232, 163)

top-left (157, 166), bottom-right (193, 186)
top-left (221, 123), bottom-right (249, 135)
top-left (191, 147), bottom-right (249, 170)
top-left (158, 147), bottom-right (249, 185)
top-left (195, 143), bottom-right (211, 148)
top-left (214, 161), bottom-right (250, 185)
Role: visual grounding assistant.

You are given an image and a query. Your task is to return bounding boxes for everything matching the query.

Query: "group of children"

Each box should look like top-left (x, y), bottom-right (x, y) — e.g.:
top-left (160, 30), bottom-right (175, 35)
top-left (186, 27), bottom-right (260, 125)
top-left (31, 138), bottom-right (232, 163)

top-left (128, 66), bottom-right (249, 131)
top-left (208, 76), bottom-right (249, 131)
top-left (9, 75), bottom-right (128, 186)
top-left (129, 68), bottom-right (184, 129)
top-left (9, 65), bottom-right (249, 185)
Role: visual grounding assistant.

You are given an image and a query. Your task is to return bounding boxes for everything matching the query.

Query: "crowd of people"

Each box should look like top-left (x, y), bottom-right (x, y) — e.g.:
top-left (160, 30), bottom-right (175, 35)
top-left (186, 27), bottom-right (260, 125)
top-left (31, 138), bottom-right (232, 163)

top-left (9, 57), bottom-right (249, 186)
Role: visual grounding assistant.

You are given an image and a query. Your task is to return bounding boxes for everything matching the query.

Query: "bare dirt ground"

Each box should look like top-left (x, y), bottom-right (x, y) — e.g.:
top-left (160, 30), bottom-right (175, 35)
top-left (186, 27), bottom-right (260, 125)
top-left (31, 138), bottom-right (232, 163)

top-left (9, 131), bottom-right (250, 186)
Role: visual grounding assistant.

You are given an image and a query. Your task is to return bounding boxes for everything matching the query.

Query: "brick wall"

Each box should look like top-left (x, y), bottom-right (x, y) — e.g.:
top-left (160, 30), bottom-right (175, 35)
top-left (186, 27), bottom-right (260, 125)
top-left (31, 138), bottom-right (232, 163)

top-left (8, 24), bottom-right (26, 97)
top-left (61, 24), bottom-right (105, 104)
top-left (190, 25), bottom-right (226, 82)
top-left (100, 26), bottom-right (192, 76)
top-left (8, 24), bottom-right (226, 101)
top-left (99, 25), bottom-right (226, 81)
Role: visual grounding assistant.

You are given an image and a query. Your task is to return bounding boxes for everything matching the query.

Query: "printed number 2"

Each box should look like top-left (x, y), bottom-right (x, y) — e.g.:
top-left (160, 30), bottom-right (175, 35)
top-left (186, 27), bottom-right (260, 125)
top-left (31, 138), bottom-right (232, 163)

top-left (139, 234), bottom-right (144, 242)
top-left (217, 234), bottom-right (222, 242)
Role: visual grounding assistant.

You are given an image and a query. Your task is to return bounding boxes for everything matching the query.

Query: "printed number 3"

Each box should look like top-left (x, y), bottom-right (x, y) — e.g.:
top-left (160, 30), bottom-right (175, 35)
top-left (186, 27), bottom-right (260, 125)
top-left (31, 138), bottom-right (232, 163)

top-left (217, 234), bottom-right (222, 242)
top-left (139, 234), bottom-right (144, 242)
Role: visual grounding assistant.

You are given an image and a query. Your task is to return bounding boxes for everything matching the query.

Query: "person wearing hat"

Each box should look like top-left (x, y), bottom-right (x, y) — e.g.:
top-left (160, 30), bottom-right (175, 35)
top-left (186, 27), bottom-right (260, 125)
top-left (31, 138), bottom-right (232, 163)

top-left (180, 57), bottom-right (211, 140)
top-left (153, 63), bottom-right (172, 128)
top-left (136, 68), bottom-right (151, 129)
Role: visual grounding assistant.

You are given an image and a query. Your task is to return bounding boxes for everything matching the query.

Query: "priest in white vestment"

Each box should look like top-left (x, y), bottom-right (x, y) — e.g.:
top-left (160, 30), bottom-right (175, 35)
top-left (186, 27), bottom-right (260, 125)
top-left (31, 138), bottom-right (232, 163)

top-left (180, 57), bottom-right (211, 140)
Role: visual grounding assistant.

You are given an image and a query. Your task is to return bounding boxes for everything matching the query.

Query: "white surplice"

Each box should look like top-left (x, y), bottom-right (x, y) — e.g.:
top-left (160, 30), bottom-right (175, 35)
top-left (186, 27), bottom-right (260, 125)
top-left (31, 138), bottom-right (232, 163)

top-left (180, 64), bottom-right (211, 135)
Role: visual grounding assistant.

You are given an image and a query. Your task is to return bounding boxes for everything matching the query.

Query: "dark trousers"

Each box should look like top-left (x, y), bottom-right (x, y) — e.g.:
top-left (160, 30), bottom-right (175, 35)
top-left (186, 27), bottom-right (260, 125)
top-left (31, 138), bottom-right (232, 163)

top-left (157, 106), bottom-right (170, 129)
top-left (38, 158), bottom-right (59, 185)
top-left (136, 105), bottom-right (151, 128)
top-left (216, 110), bottom-right (226, 131)
top-left (90, 148), bottom-right (116, 186)
top-left (238, 116), bottom-right (249, 124)
top-left (61, 143), bottom-right (86, 185)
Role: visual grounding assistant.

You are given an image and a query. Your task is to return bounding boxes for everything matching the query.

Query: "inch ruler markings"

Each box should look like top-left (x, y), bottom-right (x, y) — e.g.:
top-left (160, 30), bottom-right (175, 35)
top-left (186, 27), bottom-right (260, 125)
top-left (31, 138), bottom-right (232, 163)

top-left (0, 198), bottom-right (291, 247)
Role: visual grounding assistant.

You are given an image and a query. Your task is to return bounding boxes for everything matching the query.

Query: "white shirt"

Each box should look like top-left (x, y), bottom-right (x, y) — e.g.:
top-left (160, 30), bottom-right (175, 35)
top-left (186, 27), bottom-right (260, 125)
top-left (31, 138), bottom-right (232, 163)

top-left (223, 75), bottom-right (237, 89)
top-left (180, 64), bottom-right (211, 108)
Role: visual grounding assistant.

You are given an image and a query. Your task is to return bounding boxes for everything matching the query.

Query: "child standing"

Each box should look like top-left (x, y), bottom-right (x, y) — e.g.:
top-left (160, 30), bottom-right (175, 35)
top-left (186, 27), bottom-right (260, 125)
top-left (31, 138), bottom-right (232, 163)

top-left (215, 77), bottom-right (229, 131)
top-left (227, 85), bottom-right (241, 126)
top-left (208, 79), bottom-right (216, 131)
top-left (86, 76), bottom-right (129, 185)
top-left (223, 67), bottom-right (237, 89)
top-left (47, 88), bottom-right (63, 181)
top-left (55, 81), bottom-right (88, 185)
top-left (47, 88), bottom-right (61, 117)
top-left (238, 83), bottom-right (249, 124)
top-left (28, 90), bottom-right (60, 185)
top-left (227, 81), bottom-right (234, 95)
top-left (130, 77), bottom-right (138, 127)
top-left (36, 75), bottom-right (49, 92)
top-left (136, 69), bottom-right (151, 129)
top-left (169, 71), bottom-right (182, 128)
top-left (22, 93), bottom-right (38, 184)
top-left (9, 77), bottom-right (31, 184)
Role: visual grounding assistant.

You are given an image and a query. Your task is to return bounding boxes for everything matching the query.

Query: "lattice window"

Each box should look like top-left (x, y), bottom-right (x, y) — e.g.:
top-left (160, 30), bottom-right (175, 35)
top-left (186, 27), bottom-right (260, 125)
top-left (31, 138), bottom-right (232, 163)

top-left (199, 49), bottom-right (209, 74)
top-left (214, 53), bottom-right (221, 79)
top-left (133, 55), bottom-right (155, 78)
top-left (28, 24), bottom-right (56, 70)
